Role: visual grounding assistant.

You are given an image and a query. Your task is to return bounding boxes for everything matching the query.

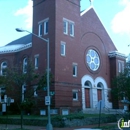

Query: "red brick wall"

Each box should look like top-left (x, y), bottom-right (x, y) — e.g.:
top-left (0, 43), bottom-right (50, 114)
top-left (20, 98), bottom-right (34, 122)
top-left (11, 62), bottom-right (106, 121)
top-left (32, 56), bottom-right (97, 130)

top-left (0, 1), bottom-right (124, 113)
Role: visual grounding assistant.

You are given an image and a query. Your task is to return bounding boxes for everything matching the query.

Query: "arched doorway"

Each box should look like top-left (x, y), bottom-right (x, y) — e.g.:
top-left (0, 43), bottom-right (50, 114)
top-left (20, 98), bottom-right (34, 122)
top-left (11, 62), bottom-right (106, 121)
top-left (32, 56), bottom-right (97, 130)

top-left (81, 75), bottom-right (94, 109)
top-left (84, 81), bottom-right (92, 108)
top-left (97, 82), bottom-right (103, 101)
top-left (82, 75), bottom-right (112, 110)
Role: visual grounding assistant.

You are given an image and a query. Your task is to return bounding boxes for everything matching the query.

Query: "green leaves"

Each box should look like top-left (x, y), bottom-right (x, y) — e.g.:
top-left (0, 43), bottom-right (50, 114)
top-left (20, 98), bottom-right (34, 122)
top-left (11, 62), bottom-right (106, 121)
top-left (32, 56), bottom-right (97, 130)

top-left (37, 72), bottom-right (53, 91)
top-left (0, 59), bottom-right (54, 112)
top-left (112, 62), bottom-right (130, 101)
top-left (20, 98), bottom-right (34, 111)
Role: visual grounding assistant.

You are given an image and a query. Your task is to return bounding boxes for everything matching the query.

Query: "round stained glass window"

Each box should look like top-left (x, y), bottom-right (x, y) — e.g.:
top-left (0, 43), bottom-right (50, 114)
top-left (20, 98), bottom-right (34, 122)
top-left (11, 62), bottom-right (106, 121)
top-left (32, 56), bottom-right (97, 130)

top-left (86, 49), bottom-right (100, 71)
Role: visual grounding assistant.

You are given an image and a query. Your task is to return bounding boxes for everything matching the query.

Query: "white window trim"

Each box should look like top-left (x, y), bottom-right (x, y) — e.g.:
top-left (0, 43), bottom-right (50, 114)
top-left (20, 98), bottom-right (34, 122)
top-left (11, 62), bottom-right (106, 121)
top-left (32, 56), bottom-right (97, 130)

top-left (22, 84), bottom-right (26, 101)
top-left (61, 41), bottom-right (66, 56)
top-left (122, 62), bottom-right (124, 73)
top-left (118, 60), bottom-right (124, 73)
top-left (70, 22), bottom-right (74, 37)
top-left (44, 20), bottom-right (48, 35)
top-left (38, 18), bottom-right (49, 36)
top-left (63, 18), bottom-right (74, 24)
top-left (34, 54), bottom-right (39, 69)
top-left (63, 18), bottom-right (75, 36)
top-left (1, 61), bottom-right (7, 76)
top-left (62, 109), bottom-right (69, 115)
top-left (73, 63), bottom-right (78, 77)
top-left (38, 18), bottom-right (49, 24)
top-left (23, 58), bottom-right (27, 73)
top-left (63, 20), bottom-right (68, 35)
top-left (38, 24), bottom-right (42, 37)
top-left (118, 62), bottom-right (121, 73)
top-left (72, 90), bottom-right (78, 101)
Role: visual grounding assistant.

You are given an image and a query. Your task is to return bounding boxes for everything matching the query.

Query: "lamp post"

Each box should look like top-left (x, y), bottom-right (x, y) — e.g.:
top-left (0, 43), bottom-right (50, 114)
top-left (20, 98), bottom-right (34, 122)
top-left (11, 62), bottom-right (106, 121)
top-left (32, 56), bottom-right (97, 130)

top-left (16, 28), bottom-right (53, 130)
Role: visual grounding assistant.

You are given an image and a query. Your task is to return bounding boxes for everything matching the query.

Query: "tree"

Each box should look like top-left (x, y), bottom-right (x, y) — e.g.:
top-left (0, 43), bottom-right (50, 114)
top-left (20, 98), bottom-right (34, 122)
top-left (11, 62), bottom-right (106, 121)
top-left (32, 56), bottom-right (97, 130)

top-left (112, 62), bottom-right (130, 102)
top-left (0, 60), bottom-right (40, 129)
top-left (0, 59), bottom-right (54, 129)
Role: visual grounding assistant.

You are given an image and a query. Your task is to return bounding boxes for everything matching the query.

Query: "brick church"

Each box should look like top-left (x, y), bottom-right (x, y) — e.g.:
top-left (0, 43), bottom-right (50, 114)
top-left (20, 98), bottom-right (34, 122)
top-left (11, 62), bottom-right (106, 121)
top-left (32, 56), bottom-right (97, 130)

top-left (0, 0), bottom-right (126, 115)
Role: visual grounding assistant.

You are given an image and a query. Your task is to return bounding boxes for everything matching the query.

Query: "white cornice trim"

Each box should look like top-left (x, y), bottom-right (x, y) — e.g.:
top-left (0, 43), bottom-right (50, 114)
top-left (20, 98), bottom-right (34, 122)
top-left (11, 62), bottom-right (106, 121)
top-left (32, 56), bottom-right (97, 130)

top-left (80, 6), bottom-right (93, 16)
top-left (108, 51), bottom-right (127, 59)
top-left (0, 43), bottom-right (32, 54)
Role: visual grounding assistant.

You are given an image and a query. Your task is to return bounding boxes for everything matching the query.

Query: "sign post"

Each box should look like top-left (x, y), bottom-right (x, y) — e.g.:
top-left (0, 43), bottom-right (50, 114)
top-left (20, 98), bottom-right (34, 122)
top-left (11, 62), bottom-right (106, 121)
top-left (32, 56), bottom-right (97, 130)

top-left (97, 100), bottom-right (105, 128)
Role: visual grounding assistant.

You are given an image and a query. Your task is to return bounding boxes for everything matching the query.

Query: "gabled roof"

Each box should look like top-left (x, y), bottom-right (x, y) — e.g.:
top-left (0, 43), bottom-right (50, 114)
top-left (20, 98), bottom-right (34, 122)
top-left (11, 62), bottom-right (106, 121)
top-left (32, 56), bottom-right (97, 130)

top-left (0, 34), bottom-right (32, 54)
top-left (80, 5), bottom-right (117, 52)
top-left (6, 34), bottom-right (32, 46)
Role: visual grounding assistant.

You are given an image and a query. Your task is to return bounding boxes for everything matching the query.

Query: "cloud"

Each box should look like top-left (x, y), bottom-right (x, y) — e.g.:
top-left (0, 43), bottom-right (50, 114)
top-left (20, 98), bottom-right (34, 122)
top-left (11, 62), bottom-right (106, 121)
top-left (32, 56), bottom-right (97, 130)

top-left (111, 0), bottom-right (130, 36)
top-left (119, 0), bottom-right (130, 6)
top-left (14, 0), bottom-right (33, 29)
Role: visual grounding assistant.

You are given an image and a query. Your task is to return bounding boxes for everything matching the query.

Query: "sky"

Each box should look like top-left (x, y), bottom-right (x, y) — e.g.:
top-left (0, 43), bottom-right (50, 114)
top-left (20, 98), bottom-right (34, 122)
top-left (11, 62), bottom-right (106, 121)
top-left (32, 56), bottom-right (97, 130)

top-left (0, 0), bottom-right (130, 56)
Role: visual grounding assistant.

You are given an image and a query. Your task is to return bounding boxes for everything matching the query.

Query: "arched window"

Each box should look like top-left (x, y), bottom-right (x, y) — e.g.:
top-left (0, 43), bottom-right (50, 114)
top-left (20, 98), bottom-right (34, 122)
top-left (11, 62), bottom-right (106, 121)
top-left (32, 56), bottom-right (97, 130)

top-left (1, 61), bottom-right (7, 76)
top-left (97, 82), bottom-right (103, 89)
top-left (84, 81), bottom-right (91, 87)
top-left (84, 81), bottom-right (89, 86)
top-left (23, 58), bottom-right (27, 73)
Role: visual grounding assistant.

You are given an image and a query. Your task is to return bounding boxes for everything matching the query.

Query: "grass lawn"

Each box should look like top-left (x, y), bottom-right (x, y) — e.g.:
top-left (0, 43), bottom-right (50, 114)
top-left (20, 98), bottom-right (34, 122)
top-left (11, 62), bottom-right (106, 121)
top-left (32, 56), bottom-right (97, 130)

top-left (0, 113), bottom-right (110, 120)
top-left (0, 113), bottom-right (117, 130)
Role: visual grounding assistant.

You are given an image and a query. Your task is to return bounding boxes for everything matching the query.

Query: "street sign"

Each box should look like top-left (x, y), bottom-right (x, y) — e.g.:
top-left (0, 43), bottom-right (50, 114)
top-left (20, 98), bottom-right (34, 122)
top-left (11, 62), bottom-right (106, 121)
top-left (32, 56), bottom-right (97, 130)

top-left (45, 96), bottom-right (50, 105)
top-left (97, 100), bottom-right (105, 110)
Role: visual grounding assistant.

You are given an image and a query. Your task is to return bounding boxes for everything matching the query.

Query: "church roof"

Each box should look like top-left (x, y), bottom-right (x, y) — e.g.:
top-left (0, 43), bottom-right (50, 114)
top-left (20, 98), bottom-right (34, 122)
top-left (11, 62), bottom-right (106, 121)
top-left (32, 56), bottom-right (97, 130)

top-left (80, 6), bottom-right (93, 16)
top-left (0, 34), bottom-right (32, 54)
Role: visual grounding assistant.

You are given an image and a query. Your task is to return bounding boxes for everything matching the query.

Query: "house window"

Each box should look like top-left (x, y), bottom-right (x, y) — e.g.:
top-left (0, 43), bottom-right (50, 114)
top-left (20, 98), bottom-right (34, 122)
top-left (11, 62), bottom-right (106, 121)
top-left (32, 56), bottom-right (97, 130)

top-left (63, 18), bottom-right (75, 36)
top-left (22, 84), bottom-right (26, 101)
top-left (61, 42), bottom-right (66, 56)
top-left (97, 82), bottom-right (103, 89)
top-left (63, 20), bottom-right (68, 34)
top-left (50, 109), bottom-right (58, 115)
top-left (118, 62), bottom-right (121, 73)
top-left (122, 62), bottom-right (124, 72)
top-left (62, 109), bottom-right (69, 115)
top-left (34, 86), bottom-right (38, 97)
top-left (73, 90), bottom-right (78, 101)
top-left (118, 60), bottom-right (124, 73)
top-left (34, 54), bottom-right (39, 69)
top-left (70, 22), bottom-right (74, 36)
top-left (84, 81), bottom-right (90, 86)
top-left (38, 18), bottom-right (49, 36)
top-left (44, 20), bottom-right (48, 35)
top-left (73, 63), bottom-right (78, 77)
top-left (40, 110), bottom-right (46, 115)
top-left (23, 58), bottom-right (27, 73)
top-left (38, 24), bottom-right (42, 36)
top-left (0, 87), bottom-right (6, 103)
top-left (1, 61), bottom-right (7, 76)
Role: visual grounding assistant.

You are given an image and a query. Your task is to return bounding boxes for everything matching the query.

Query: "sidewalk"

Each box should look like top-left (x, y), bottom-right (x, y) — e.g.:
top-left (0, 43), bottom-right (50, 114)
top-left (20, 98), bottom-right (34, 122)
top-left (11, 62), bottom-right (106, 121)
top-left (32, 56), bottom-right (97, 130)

top-left (0, 122), bottom-right (117, 130)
